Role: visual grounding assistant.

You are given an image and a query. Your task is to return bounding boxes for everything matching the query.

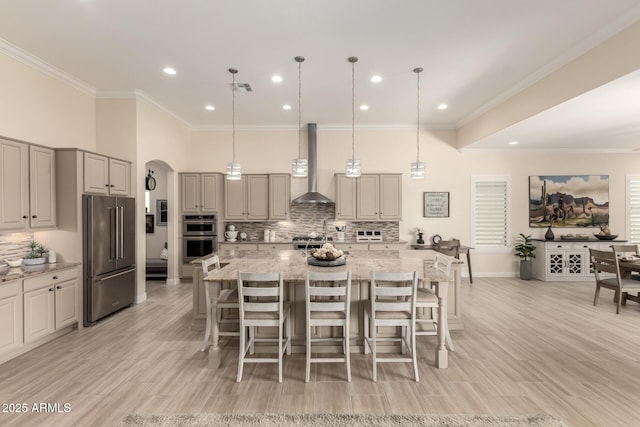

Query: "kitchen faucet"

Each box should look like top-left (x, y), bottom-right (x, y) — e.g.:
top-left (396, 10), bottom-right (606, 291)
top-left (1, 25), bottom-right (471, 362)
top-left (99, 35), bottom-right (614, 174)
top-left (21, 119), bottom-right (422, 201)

top-left (322, 218), bottom-right (328, 244)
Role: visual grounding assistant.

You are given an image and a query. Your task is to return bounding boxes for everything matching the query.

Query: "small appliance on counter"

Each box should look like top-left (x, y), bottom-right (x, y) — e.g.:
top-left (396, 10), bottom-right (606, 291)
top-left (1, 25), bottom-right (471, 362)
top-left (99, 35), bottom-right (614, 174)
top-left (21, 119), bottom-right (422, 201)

top-left (240, 232), bottom-right (247, 241)
top-left (356, 230), bottom-right (383, 242)
top-left (225, 230), bottom-right (239, 242)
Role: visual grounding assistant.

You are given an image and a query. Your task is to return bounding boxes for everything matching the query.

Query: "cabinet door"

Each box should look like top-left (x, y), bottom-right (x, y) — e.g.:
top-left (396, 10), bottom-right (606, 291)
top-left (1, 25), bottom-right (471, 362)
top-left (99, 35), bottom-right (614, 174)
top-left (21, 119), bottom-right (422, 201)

top-left (224, 177), bottom-right (246, 220)
top-left (108, 158), bottom-right (131, 196)
top-left (335, 174), bottom-right (356, 220)
top-left (269, 174), bottom-right (290, 220)
top-left (23, 287), bottom-right (55, 344)
top-left (356, 175), bottom-right (379, 220)
top-left (200, 173), bottom-right (220, 213)
top-left (29, 145), bottom-right (56, 229)
top-left (566, 251), bottom-right (586, 277)
top-left (546, 251), bottom-right (566, 277)
top-left (0, 139), bottom-right (29, 231)
top-left (246, 175), bottom-right (269, 220)
top-left (0, 282), bottom-right (22, 355)
top-left (180, 173), bottom-right (201, 213)
top-left (83, 152), bottom-right (109, 194)
top-left (379, 174), bottom-right (402, 220)
top-left (55, 279), bottom-right (78, 330)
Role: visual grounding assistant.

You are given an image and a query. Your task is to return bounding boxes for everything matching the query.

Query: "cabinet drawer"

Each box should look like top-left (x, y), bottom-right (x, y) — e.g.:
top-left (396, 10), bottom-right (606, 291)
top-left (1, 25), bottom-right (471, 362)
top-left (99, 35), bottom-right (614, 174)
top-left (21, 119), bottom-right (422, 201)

top-left (546, 243), bottom-right (573, 250)
top-left (23, 268), bottom-right (77, 293)
top-left (257, 243), bottom-right (292, 251)
top-left (334, 243), bottom-right (369, 251)
top-left (369, 243), bottom-right (406, 250)
top-left (0, 280), bottom-right (20, 299)
top-left (218, 244), bottom-right (258, 251)
top-left (571, 242), bottom-right (594, 250)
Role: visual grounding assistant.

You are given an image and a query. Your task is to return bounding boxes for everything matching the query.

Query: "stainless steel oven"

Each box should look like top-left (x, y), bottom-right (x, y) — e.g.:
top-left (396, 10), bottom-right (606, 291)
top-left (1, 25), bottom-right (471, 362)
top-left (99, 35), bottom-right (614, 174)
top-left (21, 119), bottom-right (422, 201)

top-left (183, 236), bottom-right (218, 263)
top-left (182, 215), bottom-right (217, 263)
top-left (183, 215), bottom-right (217, 236)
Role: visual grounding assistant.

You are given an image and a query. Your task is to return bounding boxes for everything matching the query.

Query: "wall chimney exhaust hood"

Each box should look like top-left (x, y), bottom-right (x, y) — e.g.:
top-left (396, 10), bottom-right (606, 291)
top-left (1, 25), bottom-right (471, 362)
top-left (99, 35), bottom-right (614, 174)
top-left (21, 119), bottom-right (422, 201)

top-left (291, 123), bottom-right (333, 204)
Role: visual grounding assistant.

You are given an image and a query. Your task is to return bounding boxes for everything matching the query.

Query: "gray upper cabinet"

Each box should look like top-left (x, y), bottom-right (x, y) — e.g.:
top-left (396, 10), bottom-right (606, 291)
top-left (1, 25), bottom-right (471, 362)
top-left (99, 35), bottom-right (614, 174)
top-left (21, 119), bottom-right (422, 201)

top-left (0, 139), bottom-right (55, 231)
top-left (224, 174), bottom-right (269, 221)
top-left (336, 173), bottom-right (402, 221)
top-left (269, 174), bottom-right (290, 220)
top-left (180, 173), bottom-right (222, 213)
top-left (83, 152), bottom-right (131, 196)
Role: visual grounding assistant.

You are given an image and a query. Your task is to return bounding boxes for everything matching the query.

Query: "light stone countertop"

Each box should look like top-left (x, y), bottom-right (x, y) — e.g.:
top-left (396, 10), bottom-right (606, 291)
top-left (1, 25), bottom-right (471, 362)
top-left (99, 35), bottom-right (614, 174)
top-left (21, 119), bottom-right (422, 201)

top-left (0, 262), bottom-right (81, 283)
top-left (203, 249), bottom-right (460, 282)
top-left (218, 239), bottom-right (408, 244)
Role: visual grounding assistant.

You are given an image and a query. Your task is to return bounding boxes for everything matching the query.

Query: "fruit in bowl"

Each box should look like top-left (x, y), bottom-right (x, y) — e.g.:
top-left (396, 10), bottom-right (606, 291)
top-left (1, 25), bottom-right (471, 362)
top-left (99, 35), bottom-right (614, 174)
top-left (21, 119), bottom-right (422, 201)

top-left (5, 258), bottom-right (23, 268)
top-left (310, 243), bottom-right (344, 261)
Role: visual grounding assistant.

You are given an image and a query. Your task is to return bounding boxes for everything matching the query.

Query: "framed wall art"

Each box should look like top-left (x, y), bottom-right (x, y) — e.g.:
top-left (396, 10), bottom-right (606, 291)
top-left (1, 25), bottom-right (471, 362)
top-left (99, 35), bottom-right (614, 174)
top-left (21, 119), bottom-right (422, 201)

top-left (145, 214), bottom-right (155, 234)
top-left (423, 192), bottom-right (450, 217)
top-left (529, 175), bottom-right (609, 228)
top-left (156, 199), bottom-right (168, 226)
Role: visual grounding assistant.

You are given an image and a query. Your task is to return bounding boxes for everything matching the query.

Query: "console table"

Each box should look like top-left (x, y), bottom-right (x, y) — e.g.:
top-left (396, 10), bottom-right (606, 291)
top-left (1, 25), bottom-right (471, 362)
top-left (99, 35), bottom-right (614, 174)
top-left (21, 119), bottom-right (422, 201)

top-left (412, 244), bottom-right (473, 283)
top-left (531, 238), bottom-right (627, 281)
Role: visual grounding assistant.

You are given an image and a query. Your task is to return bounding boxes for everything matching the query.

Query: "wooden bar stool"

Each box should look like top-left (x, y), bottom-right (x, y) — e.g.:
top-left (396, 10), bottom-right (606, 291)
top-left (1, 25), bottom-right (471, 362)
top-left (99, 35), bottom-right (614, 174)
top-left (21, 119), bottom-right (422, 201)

top-left (416, 254), bottom-right (454, 351)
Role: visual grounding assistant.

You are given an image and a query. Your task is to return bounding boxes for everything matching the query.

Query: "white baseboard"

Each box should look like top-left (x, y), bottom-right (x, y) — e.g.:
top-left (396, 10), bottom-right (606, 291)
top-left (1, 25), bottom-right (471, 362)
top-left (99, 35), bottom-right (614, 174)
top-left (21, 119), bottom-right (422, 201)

top-left (135, 292), bottom-right (147, 304)
top-left (166, 278), bottom-right (180, 286)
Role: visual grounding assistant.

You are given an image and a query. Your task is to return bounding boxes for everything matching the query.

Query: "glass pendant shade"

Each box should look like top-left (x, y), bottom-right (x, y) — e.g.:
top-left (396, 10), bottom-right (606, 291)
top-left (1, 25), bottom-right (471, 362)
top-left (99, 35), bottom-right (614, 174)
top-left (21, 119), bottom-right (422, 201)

top-left (291, 158), bottom-right (308, 177)
top-left (410, 161), bottom-right (426, 179)
top-left (226, 162), bottom-right (241, 180)
top-left (345, 158), bottom-right (361, 178)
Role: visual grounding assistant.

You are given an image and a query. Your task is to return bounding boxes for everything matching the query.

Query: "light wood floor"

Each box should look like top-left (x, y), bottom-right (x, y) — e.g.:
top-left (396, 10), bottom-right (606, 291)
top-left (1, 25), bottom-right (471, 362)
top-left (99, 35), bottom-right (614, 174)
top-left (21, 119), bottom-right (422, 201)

top-left (1, 276), bottom-right (640, 426)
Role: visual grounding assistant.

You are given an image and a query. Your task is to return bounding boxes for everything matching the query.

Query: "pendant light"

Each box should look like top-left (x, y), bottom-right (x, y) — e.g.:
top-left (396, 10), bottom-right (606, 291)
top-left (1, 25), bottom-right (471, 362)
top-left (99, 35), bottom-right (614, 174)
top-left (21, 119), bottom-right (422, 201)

top-left (226, 68), bottom-right (241, 180)
top-left (410, 67), bottom-right (426, 179)
top-left (291, 56), bottom-right (308, 177)
top-left (345, 56), bottom-right (361, 178)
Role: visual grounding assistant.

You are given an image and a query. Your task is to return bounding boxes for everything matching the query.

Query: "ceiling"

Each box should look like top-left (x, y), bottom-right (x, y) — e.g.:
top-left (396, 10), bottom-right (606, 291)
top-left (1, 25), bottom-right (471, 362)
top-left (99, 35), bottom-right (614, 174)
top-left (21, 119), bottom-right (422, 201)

top-left (1, 0), bottom-right (640, 151)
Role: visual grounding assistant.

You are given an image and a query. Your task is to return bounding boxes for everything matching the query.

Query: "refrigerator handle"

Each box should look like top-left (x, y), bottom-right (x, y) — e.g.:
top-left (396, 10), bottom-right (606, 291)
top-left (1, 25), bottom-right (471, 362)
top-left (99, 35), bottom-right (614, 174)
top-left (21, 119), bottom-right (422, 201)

top-left (110, 207), bottom-right (117, 261)
top-left (115, 206), bottom-right (120, 260)
top-left (119, 206), bottom-right (124, 259)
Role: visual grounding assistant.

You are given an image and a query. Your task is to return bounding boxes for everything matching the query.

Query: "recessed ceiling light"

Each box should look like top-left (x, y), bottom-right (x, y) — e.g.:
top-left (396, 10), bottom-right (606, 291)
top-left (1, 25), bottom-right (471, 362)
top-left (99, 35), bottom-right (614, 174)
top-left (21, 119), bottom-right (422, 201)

top-left (163, 67), bottom-right (176, 75)
top-left (205, 105), bottom-right (215, 111)
top-left (272, 75), bottom-right (283, 83)
top-left (283, 105), bottom-right (292, 110)
top-left (508, 141), bottom-right (519, 145)
top-left (437, 103), bottom-right (448, 110)
top-left (370, 75), bottom-right (382, 83)
top-left (360, 105), bottom-right (369, 111)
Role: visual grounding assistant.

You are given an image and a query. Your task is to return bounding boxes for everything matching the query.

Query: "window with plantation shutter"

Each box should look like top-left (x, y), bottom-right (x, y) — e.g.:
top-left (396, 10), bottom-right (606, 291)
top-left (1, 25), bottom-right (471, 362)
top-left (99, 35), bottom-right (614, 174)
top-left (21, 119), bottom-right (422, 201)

top-left (471, 176), bottom-right (511, 249)
top-left (626, 175), bottom-right (640, 244)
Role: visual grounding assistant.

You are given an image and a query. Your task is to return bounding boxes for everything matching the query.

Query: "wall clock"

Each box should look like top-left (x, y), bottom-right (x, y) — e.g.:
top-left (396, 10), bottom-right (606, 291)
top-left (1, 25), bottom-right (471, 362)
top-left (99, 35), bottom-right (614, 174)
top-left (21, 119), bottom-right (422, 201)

top-left (145, 170), bottom-right (156, 191)
top-left (431, 234), bottom-right (442, 245)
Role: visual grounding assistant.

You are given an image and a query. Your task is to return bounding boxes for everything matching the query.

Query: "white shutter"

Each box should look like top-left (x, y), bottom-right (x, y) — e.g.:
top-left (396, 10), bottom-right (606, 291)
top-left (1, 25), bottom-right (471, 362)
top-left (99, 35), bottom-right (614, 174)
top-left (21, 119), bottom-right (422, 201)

top-left (472, 176), bottom-right (510, 248)
top-left (626, 175), bottom-right (640, 244)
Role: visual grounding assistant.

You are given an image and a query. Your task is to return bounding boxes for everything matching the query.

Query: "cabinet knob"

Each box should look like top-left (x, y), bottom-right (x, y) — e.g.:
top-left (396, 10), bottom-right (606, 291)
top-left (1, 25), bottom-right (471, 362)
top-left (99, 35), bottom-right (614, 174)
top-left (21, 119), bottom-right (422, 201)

top-left (22, 215), bottom-right (28, 219)
top-left (56, 285), bottom-right (61, 290)
top-left (32, 215), bottom-right (37, 218)
top-left (53, 276), bottom-right (58, 280)
top-left (110, 184), bottom-right (114, 187)
top-left (49, 288), bottom-right (54, 292)
top-left (105, 184), bottom-right (109, 187)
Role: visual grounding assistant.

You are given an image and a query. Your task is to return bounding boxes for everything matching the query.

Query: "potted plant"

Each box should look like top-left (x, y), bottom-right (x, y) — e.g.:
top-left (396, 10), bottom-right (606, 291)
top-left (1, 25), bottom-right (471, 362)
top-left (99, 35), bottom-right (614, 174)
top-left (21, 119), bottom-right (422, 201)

top-left (514, 233), bottom-right (536, 280)
top-left (24, 240), bottom-right (47, 265)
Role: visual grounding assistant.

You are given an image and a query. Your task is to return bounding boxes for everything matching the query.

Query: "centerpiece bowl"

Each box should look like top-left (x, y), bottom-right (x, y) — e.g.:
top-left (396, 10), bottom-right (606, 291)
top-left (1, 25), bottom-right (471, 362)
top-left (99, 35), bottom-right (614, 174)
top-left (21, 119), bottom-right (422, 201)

top-left (307, 243), bottom-right (346, 267)
top-left (593, 233), bottom-right (619, 240)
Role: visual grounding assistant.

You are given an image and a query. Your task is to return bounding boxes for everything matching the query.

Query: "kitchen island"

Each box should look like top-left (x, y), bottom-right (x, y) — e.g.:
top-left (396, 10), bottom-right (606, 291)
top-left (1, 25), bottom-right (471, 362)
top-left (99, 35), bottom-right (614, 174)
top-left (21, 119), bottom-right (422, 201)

top-left (194, 249), bottom-right (463, 369)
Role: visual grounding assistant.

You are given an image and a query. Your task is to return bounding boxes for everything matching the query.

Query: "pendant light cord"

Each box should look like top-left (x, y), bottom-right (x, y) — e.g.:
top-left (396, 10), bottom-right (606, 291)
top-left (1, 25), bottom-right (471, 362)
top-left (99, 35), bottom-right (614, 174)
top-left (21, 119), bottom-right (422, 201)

top-left (416, 68), bottom-right (420, 162)
top-left (351, 59), bottom-right (355, 160)
top-left (298, 59), bottom-right (302, 158)
top-left (232, 71), bottom-right (236, 163)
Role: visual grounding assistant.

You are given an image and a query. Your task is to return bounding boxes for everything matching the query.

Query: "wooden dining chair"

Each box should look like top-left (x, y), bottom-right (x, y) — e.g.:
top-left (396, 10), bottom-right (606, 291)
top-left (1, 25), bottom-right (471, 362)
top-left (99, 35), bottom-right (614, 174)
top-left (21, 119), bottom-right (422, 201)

top-left (200, 255), bottom-right (239, 351)
top-left (364, 271), bottom-right (419, 382)
top-left (416, 254), bottom-right (454, 350)
top-left (590, 248), bottom-right (640, 314)
top-left (304, 270), bottom-right (352, 383)
top-left (435, 239), bottom-right (460, 258)
top-left (236, 271), bottom-right (291, 383)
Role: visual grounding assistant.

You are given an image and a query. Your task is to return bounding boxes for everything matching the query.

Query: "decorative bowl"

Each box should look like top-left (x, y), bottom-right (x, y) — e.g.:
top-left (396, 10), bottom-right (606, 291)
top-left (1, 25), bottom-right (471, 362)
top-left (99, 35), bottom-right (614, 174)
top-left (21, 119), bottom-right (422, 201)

top-left (24, 257), bottom-right (46, 265)
top-left (593, 233), bottom-right (619, 241)
top-left (5, 258), bottom-right (23, 267)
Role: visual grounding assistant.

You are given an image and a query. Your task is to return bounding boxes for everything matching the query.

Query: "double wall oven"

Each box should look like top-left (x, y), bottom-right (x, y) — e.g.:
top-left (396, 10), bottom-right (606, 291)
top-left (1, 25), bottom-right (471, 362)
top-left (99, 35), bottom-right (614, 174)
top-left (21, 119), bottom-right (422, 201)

top-left (182, 215), bottom-right (217, 263)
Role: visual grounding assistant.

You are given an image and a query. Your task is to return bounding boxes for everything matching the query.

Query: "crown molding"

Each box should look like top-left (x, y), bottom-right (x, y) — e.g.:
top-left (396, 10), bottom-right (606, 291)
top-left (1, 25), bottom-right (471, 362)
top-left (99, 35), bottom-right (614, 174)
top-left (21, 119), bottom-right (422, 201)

top-left (460, 147), bottom-right (635, 154)
top-left (191, 122), bottom-right (456, 132)
top-left (457, 5), bottom-right (640, 128)
top-left (0, 37), bottom-right (95, 97)
top-left (97, 90), bottom-right (191, 128)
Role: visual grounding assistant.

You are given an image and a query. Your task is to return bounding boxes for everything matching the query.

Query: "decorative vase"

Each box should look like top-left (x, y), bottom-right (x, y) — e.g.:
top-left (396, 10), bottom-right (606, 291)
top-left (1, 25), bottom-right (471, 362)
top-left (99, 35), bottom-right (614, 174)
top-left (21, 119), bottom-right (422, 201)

top-left (24, 257), bottom-right (46, 265)
top-left (417, 234), bottom-right (425, 245)
top-left (544, 226), bottom-right (555, 241)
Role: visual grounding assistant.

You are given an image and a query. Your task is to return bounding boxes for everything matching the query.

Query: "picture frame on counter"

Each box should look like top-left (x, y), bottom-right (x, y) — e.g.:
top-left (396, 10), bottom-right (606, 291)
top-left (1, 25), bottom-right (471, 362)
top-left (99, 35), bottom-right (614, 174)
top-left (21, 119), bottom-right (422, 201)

top-left (423, 192), bottom-right (449, 217)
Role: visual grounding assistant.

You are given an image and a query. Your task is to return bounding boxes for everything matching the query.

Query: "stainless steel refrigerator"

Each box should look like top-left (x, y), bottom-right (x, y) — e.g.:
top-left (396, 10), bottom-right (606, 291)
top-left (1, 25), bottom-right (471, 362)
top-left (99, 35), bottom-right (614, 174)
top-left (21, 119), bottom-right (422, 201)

top-left (83, 194), bottom-right (136, 326)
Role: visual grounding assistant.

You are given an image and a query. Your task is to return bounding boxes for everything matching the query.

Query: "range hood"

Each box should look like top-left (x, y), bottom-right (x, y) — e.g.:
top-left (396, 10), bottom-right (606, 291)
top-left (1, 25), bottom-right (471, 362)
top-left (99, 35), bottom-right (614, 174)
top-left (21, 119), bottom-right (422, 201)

top-left (291, 123), bottom-right (333, 204)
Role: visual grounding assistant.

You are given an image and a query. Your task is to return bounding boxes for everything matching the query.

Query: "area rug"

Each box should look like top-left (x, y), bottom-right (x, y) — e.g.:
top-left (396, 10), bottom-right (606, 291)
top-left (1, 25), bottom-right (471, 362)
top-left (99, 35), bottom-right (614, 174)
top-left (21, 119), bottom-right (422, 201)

top-left (120, 413), bottom-right (567, 427)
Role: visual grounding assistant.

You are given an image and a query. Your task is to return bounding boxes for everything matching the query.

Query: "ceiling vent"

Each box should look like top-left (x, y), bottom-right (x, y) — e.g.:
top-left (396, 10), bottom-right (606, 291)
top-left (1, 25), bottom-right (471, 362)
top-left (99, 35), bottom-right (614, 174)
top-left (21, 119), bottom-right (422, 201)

top-left (229, 82), bottom-right (253, 92)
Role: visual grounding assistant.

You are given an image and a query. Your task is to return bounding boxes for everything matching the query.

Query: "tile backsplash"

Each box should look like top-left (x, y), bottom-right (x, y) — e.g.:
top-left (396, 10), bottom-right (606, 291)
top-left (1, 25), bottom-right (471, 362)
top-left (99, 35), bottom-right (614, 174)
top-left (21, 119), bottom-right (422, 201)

top-left (223, 204), bottom-right (399, 241)
top-left (0, 233), bottom-right (33, 262)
